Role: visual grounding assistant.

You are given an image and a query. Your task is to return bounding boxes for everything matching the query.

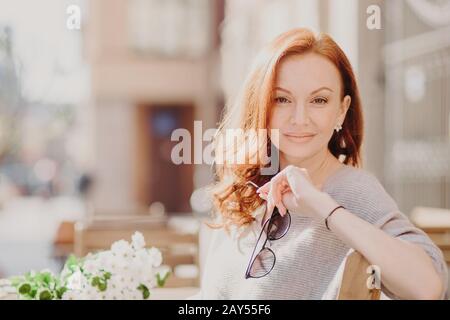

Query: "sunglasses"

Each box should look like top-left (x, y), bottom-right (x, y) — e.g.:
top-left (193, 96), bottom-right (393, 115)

top-left (245, 181), bottom-right (291, 279)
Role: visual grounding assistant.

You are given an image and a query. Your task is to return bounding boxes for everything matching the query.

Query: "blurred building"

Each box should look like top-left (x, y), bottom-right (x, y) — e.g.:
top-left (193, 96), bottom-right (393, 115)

top-left (383, 0), bottom-right (450, 214)
top-left (85, 0), bottom-right (225, 215)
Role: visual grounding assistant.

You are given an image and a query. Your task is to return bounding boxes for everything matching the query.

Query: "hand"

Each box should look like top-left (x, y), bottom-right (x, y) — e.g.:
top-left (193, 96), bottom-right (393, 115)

top-left (257, 165), bottom-right (326, 220)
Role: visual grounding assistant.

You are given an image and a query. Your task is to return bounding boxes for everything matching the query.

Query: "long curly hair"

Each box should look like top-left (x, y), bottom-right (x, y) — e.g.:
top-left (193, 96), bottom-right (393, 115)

top-left (210, 28), bottom-right (364, 231)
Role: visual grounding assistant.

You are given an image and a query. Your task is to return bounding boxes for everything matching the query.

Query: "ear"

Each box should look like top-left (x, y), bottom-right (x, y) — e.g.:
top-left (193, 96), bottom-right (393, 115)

top-left (338, 95), bottom-right (351, 123)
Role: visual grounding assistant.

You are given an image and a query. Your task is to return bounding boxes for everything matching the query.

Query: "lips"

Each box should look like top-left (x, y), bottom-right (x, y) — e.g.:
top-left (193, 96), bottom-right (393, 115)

top-left (283, 132), bottom-right (316, 143)
top-left (283, 133), bottom-right (316, 138)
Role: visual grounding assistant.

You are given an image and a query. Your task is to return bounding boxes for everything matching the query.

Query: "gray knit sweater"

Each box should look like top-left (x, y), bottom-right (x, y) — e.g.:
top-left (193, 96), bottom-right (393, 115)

top-left (194, 165), bottom-right (448, 299)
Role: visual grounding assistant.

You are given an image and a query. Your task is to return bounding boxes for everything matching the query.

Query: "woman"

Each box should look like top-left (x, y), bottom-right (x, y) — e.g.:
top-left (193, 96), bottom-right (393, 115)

top-left (196, 28), bottom-right (448, 299)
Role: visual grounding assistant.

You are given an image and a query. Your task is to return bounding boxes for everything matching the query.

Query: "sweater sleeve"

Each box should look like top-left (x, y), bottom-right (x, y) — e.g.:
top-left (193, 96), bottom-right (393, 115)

top-left (328, 169), bottom-right (448, 299)
top-left (375, 210), bottom-right (448, 300)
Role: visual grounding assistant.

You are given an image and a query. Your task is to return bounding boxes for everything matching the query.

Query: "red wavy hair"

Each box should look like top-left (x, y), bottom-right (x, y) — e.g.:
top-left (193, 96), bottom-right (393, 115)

top-left (211, 28), bottom-right (364, 231)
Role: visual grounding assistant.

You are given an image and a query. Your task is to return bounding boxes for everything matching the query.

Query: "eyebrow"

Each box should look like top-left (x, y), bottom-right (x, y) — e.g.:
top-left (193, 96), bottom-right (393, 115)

top-left (274, 86), bottom-right (334, 95)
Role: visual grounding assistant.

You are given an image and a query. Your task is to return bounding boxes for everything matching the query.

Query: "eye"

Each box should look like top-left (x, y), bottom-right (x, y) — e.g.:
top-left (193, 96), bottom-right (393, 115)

top-left (274, 96), bottom-right (291, 104)
top-left (311, 97), bottom-right (328, 105)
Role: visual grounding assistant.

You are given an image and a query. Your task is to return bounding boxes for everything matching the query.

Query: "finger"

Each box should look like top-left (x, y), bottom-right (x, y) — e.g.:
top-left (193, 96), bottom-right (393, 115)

top-left (276, 178), bottom-right (288, 216)
top-left (281, 191), bottom-right (298, 212)
top-left (275, 195), bottom-right (287, 216)
top-left (275, 201), bottom-right (286, 216)
top-left (258, 192), bottom-right (268, 200)
top-left (268, 175), bottom-right (287, 216)
top-left (266, 198), bottom-right (275, 220)
top-left (280, 180), bottom-right (291, 195)
top-left (266, 180), bottom-right (281, 218)
top-left (256, 181), bottom-right (270, 195)
top-left (285, 166), bottom-right (304, 199)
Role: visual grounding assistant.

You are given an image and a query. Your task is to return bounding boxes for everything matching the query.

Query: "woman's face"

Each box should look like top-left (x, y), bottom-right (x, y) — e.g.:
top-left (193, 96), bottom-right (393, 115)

top-left (268, 52), bottom-right (351, 161)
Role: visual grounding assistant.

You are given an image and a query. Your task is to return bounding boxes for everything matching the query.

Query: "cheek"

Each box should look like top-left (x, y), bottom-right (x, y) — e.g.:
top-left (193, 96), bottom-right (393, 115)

top-left (268, 107), bottom-right (289, 130)
top-left (310, 109), bottom-right (337, 133)
top-left (268, 108), bottom-right (287, 149)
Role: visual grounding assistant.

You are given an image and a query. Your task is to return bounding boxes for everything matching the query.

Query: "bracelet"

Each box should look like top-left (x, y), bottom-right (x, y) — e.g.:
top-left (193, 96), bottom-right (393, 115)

top-left (324, 205), bottom-right (345, 231)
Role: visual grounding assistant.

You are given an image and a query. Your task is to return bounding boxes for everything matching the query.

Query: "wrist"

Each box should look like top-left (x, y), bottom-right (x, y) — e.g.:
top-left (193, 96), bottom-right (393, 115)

top-left (307, 191), bottom-right (340, 220)
top-left (324, 205), bottom-right (346, 231)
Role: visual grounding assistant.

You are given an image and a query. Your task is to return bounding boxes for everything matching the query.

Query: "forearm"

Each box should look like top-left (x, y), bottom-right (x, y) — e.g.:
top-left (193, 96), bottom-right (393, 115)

top-left (309, 192), bottom-right (443, 300)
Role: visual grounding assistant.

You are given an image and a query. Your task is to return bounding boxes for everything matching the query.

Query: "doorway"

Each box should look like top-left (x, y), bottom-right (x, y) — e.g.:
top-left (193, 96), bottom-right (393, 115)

top-left (135, 104), bottom-right (194, 213)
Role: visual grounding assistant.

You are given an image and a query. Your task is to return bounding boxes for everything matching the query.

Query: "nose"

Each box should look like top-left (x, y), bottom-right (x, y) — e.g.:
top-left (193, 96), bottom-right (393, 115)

top-left (290, 103), bottom-right (310, 125)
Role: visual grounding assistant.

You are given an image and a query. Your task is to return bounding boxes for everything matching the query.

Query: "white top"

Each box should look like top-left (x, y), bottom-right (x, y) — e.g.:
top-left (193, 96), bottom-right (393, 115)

top-left (193, 165), bottom-right (448, 299)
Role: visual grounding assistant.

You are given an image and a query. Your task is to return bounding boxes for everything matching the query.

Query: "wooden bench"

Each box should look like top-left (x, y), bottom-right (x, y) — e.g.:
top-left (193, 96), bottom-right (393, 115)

top-left (338, 251), bottom-right (381, 300)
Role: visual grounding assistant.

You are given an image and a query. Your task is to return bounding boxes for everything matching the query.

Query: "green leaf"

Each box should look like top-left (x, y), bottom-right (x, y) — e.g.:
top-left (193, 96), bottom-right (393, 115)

top-left (65, 255), bottom-right (79, 268)
top-left (37, 288), bottom-right (53, 300)
top-left (98, 281), bottom-right (107, 292)
top-left (91, 276), bottom-right (100, 286)
top-left (56, 287), bottom-right (67, 299)
top-left (103, 272), bottom-right (111, 280)
top-left (34, 273), bottom-right (44, 285)
top-left (41, 272), bottom-right (52, 285)
top-left (137, 284), bottom-right (150, 300)
top-left (29, 288), bottom-right (37, 299)
top-left (18, 282), bottom-right (31, 295)
top-left (64, 255), bottom-right (80, 274)
top-left (156, 271), bottom-right (170, 287)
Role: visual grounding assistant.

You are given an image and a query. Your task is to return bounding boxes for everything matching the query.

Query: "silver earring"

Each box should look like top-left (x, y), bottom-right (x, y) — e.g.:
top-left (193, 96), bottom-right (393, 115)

top-left (334, 124), bottom-right (342, 132)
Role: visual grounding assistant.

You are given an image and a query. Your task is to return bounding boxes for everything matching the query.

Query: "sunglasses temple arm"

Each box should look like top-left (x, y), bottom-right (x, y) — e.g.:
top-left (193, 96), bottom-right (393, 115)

top-left (245, 218), bottom-right (271, 277)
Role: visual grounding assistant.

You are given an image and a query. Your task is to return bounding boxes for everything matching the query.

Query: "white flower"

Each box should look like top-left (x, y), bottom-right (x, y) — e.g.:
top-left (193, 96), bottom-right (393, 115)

top-left (94, 252), bottom-right (116, 274)
top-left (66, 270), bottom-right (88, 290)
top-left (104, 287), bottom-right (124, 300)
top-left (97, 250), bottom-right (113, 263)
top-left (82, 259), bottom-right (101, 275)
top-left (133, 249), bottom-right (154, 274)
top-left (108, 275), bottom-right (129, 293)
top-left (131, 232), bottom-right (146, 250)
top-left (94, 290), bottom-right (108, 300)
top-left (111, 240), bottom-right (133, 259)
top-left (147, 247), bottom-right (163, 267)
top-left (59, 231), bottom-right (165, 299)
top-left (113, 257), bottom-right (130, 273)
top-left (146, 277), bottom-right (157, 288)
top-left (88, 284), bottom-right (110, 300)
top-left (60, 263), bottom-right (78, 280)
top-left (62, 288), bottom-right (97, 300)
top-left (125, 273), bottom-right (141, 290)
top-left (97, 251), bottom-right (127, 274)
top-left (122, 288), bottom-right (142, 300)
top-left (130, 256), bottom-right (146, 274)
top-left (112, 273), bottom-right (128, 288)
top-left (61, 290), bottom-right (80, 300)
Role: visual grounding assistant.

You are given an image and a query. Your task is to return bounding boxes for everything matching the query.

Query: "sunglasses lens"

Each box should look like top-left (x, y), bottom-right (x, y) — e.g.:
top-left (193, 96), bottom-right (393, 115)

top-left (248, 248), bottom-right (275, 278)
top-left (267, 210), bottom-right (291, 240)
